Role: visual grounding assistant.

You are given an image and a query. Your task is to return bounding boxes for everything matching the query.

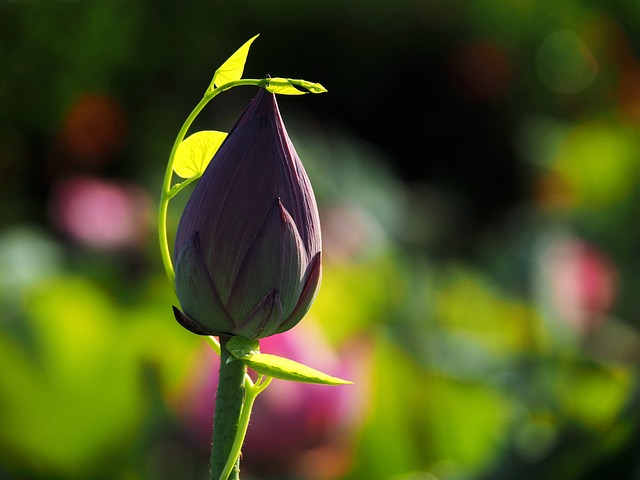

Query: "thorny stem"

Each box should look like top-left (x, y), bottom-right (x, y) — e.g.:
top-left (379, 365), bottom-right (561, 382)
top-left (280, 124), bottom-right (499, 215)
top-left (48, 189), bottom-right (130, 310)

top-left (205, 335), bottom-right (272, 480)
top-left (205, 336), bottom-right (255, 387)
top-left (158, 78), bottom-right (274, 480)
top-left (210, 336), bottom-right (247, 480)
top-left (218, 375), bottom-right (273, 480)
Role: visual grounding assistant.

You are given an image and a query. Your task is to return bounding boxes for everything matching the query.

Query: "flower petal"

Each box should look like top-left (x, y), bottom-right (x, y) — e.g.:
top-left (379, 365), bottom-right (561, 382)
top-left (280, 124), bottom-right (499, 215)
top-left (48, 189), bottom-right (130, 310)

top-left (172, 306), bottom-right (219, 336)
top-left (175, 232), bottom-right (234, 334)
top-left (276, 251), bottom-right (322, 334)
top-left (175, 114), bottom-right (279, 303)
top-left (226, 198), bottom-right (307, 322)
top-left (260, 88), bottom-right (321, 255)
top-left (231, 289), bottom-right (283, 339)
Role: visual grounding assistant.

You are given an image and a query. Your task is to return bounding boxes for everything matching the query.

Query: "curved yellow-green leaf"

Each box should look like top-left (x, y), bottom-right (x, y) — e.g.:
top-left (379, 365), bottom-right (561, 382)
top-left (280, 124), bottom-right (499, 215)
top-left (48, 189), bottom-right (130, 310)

top-left (173, 130), bottom-right (227, 179)
top-left (211, 34), bottom-right (260, 90)
top-left (240, 353), bottom-right (352, 385)
top-left (266, 77), bottom-right (307, 95)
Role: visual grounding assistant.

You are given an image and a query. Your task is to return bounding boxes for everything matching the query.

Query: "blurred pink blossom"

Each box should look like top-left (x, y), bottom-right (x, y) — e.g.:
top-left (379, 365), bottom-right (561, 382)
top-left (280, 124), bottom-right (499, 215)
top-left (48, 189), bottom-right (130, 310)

top-left (49, 175), bottom-right (152, 250)
top-left (543, 236), bottom-right (617, 332)
top-left (175, 322), bottom-right (366, 479)
top-left (320, 203), bottom-right (384, 263)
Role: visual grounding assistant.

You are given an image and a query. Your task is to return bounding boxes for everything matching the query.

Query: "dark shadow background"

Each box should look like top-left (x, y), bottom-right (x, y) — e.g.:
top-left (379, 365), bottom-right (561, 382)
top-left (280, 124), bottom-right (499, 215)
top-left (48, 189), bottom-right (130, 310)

top-left (2, 1), bottom-right (640, 479)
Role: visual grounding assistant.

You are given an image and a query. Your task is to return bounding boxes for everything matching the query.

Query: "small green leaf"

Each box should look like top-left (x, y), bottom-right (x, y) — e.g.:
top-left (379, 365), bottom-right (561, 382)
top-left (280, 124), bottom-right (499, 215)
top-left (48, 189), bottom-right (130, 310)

top-left (265, 77), bottom-right (328, 95)
top-left (240, 353), bottom-right (352, 385)
top-left (287, 78), bottom-right (328, 94)
top-left (226, 336), bottom-right (260, 358)
top-left (173, 130), bottom-right (227, 179)
top-left (266, 77), bottom-right (307, 95)
top-left (211, 34), bottom-right (260, 90)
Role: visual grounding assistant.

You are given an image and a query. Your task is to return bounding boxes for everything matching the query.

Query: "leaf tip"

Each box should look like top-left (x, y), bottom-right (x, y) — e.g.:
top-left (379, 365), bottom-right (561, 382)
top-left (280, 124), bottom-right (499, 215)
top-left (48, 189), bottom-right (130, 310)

top-left (328, 377), bottom-right (353, 386)
top-left (211, 34), bottom-right (262, 90)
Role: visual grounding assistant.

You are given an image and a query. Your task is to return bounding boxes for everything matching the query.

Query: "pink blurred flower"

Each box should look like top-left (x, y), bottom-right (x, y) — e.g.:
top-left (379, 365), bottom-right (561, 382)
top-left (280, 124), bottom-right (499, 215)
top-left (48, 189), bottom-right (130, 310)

top-left (175, 323), bottom-right (365, 479)
top-left (543, 236), bottom-right (617, 332)
top-left (49, 175), bottom-right (152, 250)
top-left (320, 203), bottom-right (384, 264)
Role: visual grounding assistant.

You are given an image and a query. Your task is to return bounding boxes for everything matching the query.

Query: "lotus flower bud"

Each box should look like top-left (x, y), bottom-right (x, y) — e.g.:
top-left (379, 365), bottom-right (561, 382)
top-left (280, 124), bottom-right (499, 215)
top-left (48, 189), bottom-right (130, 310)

top-left (172, 88), bottom-right (322, 340)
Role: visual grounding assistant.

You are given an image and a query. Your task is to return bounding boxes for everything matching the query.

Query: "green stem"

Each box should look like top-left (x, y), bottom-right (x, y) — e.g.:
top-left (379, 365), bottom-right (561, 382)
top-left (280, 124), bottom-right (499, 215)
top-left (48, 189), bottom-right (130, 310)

top-left (158, 77), bottom-right (273, 479)
top-left (205, 336), bottom-right (273, 480)
top-left (210, 336), bottom-right (247, 480)
top-left (157, 78), bottom-right (270, 285)
top-left (218, 375), bottom-right (272, 480)
top-left (157, 93), bottom-right (209, 285)
top-left (205, 335), bottom-right (258, 390)
top-left (204, 336), bottom-right (222, 356)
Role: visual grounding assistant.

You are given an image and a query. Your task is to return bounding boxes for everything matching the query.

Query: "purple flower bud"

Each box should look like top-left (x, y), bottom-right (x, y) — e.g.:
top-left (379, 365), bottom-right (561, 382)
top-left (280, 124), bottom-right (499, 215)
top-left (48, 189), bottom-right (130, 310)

top-left (173, 88), bottom-right (322, 340)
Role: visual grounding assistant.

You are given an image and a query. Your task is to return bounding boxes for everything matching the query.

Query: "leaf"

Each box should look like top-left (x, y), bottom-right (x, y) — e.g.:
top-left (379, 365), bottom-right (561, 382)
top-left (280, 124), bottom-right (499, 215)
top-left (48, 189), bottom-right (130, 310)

top-left (265, 77), bottom-right (328, 95)
top-left (240, 353), bottom-right (352, 385)
top-left (173, 130), bottom-right (227, 179)
top-left (211, 34), bottom-right (260, 90)
top-left (265, 77), bottom-right (307, 95)
top-left (287, 78), bottom-right (328, 94)
top-left (225, 335), bottom-right (351, 385)
top-left (226, 336), bottom-right (260, 358)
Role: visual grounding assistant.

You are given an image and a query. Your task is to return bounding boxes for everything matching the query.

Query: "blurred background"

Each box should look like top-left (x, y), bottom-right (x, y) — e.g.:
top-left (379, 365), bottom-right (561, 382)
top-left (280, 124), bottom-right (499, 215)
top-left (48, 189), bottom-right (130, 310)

top-left (2, 0), bottom-right (640, 479)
